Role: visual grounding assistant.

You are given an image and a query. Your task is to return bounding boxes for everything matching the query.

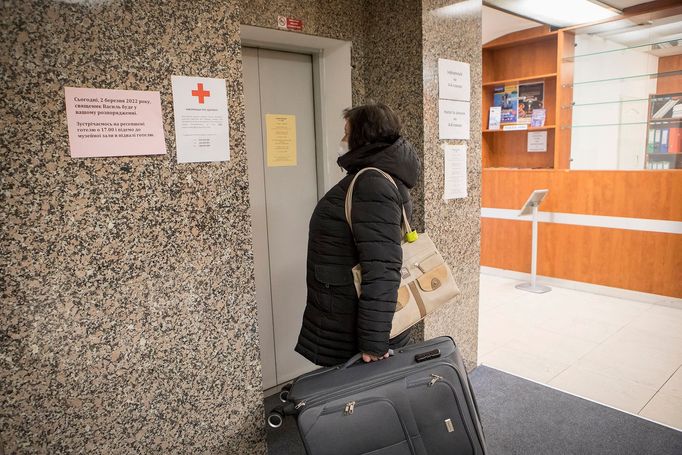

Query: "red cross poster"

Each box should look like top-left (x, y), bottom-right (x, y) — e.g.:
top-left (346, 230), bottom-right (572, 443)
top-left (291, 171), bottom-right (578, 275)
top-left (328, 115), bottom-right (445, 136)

top-left (64, 87), bottom-right (166, 158)
top-left (170, 75), bottom-right (230, 163)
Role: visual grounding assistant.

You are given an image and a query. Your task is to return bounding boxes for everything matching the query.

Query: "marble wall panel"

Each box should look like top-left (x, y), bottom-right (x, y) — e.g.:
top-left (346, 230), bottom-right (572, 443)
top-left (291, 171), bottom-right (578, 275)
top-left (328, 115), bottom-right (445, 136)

top-left (1, 1), bottom-right (265, 453)
top-left (420, 0), bottom-right (483, 371)
top-left (364, 0), bottom-right (425, 233)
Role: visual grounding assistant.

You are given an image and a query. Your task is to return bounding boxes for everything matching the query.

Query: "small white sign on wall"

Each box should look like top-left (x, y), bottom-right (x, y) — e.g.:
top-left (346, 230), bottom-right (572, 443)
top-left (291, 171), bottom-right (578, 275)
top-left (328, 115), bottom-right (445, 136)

top-left (438, 59), bottom-right (470, 102)
top-left (439, 99), bottom-right (470, 140)
top-left (527, 131), bottom-right (548, 152)
top-left (171, 75), bottom-right (230, 163)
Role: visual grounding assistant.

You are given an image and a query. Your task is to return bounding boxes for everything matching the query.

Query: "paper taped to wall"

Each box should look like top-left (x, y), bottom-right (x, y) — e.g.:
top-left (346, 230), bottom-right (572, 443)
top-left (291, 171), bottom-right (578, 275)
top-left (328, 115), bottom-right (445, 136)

top-left (171, 75), bottom-right (230, 163)
top-left (443, 143), bottom-right (467, 200)
top-left (266, 114), bottom-right (297, 167)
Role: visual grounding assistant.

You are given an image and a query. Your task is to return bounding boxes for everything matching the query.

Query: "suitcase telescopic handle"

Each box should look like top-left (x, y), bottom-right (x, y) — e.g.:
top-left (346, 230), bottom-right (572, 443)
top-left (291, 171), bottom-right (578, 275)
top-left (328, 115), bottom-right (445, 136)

top-left (340, 349), bottom-right (395, 370)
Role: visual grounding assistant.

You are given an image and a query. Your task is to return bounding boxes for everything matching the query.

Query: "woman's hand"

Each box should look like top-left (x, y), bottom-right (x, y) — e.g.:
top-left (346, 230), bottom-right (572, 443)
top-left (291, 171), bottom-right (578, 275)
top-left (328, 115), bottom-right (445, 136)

top-left (362, 352), bottom-right (390, 363)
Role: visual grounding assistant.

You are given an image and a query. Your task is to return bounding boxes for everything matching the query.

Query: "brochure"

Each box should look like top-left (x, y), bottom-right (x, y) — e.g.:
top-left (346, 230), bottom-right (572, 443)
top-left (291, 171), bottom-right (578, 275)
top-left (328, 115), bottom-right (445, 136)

top-left (531, 109), bottom-right (546, 127)
top-left (518, 82), bottom-right (545, 125)
top-left (493, 85), bottom-right (518, 124)
top-left (489, 106), bottom-right (501, 130)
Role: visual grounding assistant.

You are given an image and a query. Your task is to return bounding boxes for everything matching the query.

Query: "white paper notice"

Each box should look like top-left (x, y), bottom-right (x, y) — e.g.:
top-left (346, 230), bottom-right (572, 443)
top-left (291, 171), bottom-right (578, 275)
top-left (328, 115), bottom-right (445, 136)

top-left (439, 99), bottom-right (470, 140)
top-left (438, 59), bottom-right (470, 102)
top-left (443, 144), bottom-right (468, 200)
top-left (527, 131), bottom-right (548, 152)
top-left (171, 75), bottom-right (229, 163)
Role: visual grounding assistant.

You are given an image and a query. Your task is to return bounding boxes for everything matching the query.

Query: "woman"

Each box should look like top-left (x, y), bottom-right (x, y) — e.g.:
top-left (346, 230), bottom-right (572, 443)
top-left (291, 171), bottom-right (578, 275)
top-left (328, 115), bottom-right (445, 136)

top-left (294, 102), bottom-right (421, 367)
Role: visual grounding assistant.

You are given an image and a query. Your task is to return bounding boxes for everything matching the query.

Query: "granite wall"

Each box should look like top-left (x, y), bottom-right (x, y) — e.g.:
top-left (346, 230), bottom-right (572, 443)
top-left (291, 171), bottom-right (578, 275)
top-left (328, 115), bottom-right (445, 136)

top-left (420, 0), bottom-right (483, 370)
top-left (364, 0), bottom-right (425, 233)
top-left (1, 1), bottom-right (264, 453)
top-left (1, 0), bottom-right (481, 452)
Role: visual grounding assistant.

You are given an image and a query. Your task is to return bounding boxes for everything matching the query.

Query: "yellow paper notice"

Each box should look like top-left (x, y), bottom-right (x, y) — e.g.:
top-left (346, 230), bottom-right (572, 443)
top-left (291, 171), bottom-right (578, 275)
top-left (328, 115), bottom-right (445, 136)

top-left (266, 114), bottom-right (297, 167)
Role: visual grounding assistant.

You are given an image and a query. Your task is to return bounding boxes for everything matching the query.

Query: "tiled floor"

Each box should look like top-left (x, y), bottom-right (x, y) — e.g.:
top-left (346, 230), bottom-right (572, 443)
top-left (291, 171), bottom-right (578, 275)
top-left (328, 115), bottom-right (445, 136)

top-left (478, 273), bottom-right (682, 431)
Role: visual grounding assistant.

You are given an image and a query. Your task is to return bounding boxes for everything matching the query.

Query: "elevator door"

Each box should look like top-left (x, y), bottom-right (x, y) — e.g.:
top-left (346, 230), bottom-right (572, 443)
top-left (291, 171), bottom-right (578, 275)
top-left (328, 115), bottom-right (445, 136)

top-left (243, 47), bottom-right (318, 390)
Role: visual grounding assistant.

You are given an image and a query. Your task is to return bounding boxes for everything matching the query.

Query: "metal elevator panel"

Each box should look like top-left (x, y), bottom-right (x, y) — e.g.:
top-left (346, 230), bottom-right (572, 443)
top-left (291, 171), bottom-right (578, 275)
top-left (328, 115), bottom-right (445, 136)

top-left (244, 47), bottom-right (318, 390)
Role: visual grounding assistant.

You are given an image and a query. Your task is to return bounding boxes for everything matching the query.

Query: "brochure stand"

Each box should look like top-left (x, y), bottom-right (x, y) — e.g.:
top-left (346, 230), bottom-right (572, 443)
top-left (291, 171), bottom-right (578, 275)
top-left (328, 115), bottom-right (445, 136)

top-left (515, 189), bottom-right (551, 294)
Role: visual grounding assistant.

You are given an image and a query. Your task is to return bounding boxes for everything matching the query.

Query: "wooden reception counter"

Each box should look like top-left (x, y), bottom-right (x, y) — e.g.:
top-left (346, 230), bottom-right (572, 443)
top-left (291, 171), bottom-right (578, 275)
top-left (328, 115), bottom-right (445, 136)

top-left (480, 168), bottom-right (682, 298)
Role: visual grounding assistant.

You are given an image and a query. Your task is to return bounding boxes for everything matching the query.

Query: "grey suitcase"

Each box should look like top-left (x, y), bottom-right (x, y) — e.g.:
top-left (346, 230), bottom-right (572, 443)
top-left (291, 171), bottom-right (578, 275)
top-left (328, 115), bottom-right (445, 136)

top-left (269, 336), bottom-right (487, 454)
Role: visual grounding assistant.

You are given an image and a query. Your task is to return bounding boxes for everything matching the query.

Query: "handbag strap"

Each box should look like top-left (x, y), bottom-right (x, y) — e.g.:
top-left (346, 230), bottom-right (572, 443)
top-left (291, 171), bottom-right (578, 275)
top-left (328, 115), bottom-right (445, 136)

top-left (344, 167), bottom-right (412, 235)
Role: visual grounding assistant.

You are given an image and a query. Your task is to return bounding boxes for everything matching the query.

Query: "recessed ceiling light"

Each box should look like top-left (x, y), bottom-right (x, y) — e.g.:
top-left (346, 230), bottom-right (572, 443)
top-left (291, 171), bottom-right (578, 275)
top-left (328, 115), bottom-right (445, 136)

top-left (486, 0), bottom-right (621, 28)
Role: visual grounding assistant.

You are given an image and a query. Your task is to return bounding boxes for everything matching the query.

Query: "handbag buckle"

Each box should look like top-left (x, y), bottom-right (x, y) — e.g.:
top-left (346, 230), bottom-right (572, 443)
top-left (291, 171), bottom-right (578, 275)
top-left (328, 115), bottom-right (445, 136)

top-left (401, 267), bottom-right (411, 279)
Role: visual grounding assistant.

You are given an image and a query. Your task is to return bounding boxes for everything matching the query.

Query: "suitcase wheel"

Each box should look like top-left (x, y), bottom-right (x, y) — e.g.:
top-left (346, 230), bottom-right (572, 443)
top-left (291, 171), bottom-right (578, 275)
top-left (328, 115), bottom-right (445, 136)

top-left (267, 409), bottom-right (284, 429)
top-left (279, 383), bottom-right (292, 402)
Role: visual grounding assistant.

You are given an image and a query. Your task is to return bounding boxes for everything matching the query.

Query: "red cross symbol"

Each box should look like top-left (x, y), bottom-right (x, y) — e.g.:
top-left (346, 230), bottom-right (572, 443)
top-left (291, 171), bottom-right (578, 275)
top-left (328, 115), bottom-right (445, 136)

top-left (191, 83), bottom-right (210, 104)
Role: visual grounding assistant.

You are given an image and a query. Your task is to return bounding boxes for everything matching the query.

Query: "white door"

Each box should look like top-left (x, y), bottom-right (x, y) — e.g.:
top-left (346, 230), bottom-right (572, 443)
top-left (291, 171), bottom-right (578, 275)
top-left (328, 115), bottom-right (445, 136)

top-left (243, 47), bottom-right (319, 390)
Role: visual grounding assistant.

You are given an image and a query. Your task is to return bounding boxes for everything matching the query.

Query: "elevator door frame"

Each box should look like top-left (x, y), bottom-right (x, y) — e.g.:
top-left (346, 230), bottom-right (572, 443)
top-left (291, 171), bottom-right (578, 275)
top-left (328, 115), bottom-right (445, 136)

top-left (241, 25), bottom-right (351, 197)
top-left (240, 26), bottom-right (352, 396)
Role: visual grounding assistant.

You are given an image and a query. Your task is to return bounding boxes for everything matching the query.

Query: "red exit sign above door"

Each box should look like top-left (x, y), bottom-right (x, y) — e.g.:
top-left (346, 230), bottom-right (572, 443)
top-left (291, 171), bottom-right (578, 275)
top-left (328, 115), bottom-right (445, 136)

top-left (277, 15), bottom-right (303, 32)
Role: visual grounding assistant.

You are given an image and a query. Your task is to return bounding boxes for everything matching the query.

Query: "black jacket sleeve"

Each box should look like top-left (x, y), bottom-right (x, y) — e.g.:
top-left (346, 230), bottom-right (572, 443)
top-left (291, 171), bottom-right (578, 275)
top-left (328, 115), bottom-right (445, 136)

top-left (350, 173), bottom-right (404, 356)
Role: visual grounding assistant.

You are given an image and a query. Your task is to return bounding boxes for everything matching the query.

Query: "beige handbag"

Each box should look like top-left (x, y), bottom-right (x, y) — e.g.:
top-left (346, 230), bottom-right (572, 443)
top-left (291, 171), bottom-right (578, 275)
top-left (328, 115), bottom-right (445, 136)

top-left (345, 167), bottom-right (460, 338)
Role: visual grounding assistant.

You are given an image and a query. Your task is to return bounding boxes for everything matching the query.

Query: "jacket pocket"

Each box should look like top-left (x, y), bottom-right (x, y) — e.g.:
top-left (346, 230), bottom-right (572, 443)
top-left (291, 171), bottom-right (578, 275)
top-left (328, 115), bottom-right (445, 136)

top-left (314, 264), bottom-right (354, 286)
top-left (314, 264), bottom-right (355, 314)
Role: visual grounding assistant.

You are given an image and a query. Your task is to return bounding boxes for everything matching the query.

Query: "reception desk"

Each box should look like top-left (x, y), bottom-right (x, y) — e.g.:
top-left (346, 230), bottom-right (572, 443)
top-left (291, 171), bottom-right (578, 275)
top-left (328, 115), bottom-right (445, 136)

top-left (481, 169), bottom-right (682, 298)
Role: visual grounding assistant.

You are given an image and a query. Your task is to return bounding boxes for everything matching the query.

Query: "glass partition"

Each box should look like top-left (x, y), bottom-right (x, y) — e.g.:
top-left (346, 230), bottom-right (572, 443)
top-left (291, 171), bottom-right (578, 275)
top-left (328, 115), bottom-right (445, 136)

top-left (563, 18), bottom-right (682, 170)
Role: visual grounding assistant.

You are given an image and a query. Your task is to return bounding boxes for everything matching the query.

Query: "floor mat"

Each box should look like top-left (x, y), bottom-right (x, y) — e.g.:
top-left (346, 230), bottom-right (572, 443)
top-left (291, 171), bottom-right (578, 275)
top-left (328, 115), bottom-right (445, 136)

top-left (264, 365), bottom-right (682, 454)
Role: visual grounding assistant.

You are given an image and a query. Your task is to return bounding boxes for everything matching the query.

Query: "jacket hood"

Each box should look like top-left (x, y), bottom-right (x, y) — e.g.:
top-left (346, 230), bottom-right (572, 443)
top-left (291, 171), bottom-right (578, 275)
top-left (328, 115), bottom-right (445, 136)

top-left (337, 137), bottom-right (421, 189)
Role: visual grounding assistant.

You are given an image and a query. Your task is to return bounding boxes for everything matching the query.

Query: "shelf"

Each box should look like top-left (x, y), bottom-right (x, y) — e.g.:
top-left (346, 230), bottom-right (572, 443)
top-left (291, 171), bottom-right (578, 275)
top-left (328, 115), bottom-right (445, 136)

top-left (563, 39), bottom-right (682, 62)
top-left (483, 73), bottom-right (557, 87)
top-left (566, 70), bottom-right (682, 88)
top-left (483, 166), bottom-right (555, 170)
top-left (561, 98), bottom-right (649, 109)
top-left (648, 118), bottom-right (682, 124)
top-left (483, 125), bottom-right (555, 133)
top-left (564, 120), bottom-right (682, 129)
top-left (563, 122), bottom-right (652, 129)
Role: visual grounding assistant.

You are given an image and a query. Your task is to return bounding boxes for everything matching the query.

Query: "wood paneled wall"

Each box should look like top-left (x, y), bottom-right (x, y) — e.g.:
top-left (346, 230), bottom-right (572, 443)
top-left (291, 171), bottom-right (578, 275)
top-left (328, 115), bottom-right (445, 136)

top-left (481, 169), bottom-right (682, 297)
top-left (481, 218), bottom-right (682, 297)
top-left (483, 169), bottom-right (682, 220)
top-left (657, 55), bottom-right (682, 95)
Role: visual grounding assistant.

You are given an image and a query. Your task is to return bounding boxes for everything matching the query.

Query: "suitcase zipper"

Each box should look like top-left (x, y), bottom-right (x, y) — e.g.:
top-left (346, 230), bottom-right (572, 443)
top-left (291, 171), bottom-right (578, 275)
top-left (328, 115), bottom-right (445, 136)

top-left (296, 362), bottom-right (456, 412)
top-left (320, 396), bottom-right (385, 415)
top-left (344, 401), bottom-right (355, 415)
top-left (406, 374), bottom-right (443, 388)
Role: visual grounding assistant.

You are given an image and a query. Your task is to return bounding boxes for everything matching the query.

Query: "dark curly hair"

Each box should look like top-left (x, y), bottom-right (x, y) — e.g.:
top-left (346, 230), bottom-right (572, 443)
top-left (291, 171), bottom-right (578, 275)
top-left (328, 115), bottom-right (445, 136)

top-left (343, 102), bottom-right (402, 151)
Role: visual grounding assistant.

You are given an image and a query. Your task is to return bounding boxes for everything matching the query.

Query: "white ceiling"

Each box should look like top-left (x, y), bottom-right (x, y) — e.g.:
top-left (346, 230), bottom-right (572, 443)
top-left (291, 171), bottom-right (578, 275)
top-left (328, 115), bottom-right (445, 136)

top-left (482, 5), bottom-right (540, 45)
top-left (599, 0), bottom-right (648, 9)
top-left (483, 2), bottom-right (682, 56)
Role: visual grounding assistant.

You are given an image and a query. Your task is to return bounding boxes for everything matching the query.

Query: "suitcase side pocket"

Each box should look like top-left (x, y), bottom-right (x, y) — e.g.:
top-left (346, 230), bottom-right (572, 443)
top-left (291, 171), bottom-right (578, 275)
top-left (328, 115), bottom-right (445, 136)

top-left (301, 397), bottom-right (415, 455)
top-left (406, 374), bottom-right (477, 455)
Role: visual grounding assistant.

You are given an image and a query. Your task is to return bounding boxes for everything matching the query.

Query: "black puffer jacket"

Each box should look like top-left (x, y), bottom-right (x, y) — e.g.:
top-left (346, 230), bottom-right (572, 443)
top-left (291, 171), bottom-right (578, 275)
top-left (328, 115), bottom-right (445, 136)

top-left (295, 137), bottom-right (421, 367)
